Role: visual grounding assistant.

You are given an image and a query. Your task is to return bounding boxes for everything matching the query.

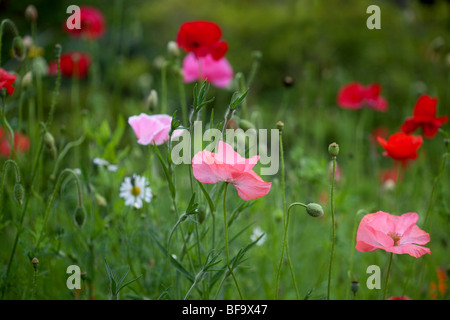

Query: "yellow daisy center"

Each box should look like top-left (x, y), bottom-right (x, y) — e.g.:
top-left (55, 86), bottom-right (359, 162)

top-left (131, 186), bottom-right (141, 196)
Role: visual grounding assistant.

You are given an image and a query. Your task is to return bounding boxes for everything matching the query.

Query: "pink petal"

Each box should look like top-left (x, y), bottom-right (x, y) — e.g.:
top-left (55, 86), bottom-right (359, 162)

top-left (233, 170), bottom-right (272, 201)
top-left (182, 53), bottom-right (233, 88)
top-left (128, 113), bottom-right (172, 145)
top-left (385, 243), bottom-right (430, 258)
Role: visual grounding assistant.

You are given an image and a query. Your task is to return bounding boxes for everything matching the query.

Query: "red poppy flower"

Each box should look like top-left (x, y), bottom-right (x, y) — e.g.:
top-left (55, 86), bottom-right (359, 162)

top-left (0, 127), bottom-right (30, 157)
top-left (387, 296), bottom-right (412, 300)
top-left (0, 68), bottom-right (17, 96)
top-left (337, 82), bottom-right (387, 111)
top-left (64, 6), bottom-right (106, 40)
top-left (48, 52), bottom-right (91, 79)
top-left (401, 95), bottom-right (448, 138)
top-left (377, 132), bottom-right (423, 166)
top-left (176, 20), bottom-right (228, 60)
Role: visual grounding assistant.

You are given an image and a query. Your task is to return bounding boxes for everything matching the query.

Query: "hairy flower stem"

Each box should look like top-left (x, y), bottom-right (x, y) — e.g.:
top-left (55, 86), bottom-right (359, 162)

top-left (0, 159), bottom-right (21, 220)
top-left (1, 96), bottom-right (15, 160)
top-left (383, 252), bottom-right (394, 300)
top-left (35, 169), bottom-right (84, 251)
top-left (223, 182), bottom-right (243, 299)
top-left (161, 61), bottom-right (169, 114)
top-left (327, 156), bottom-right (337, 300)
top-left (276, 202), bottom-right (305, 299)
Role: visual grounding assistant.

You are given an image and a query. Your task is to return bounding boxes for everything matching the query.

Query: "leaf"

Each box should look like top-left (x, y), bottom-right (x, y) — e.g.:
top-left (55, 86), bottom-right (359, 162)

top-left (148, 229), bottom-right (195, 283)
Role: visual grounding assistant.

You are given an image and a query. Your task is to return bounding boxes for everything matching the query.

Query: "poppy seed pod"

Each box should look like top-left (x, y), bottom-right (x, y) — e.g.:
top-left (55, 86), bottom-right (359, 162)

top-left (12, 36), bottom-right (26, 61)
top-left (14, 183), bottom-right (25, 206)
top-left (306, 203), bottom-right (324, 218)
top-left (328, 142), bottom-right (339, 157)
top-left (31, 257), bottom-right (39, 270)
top-left (276, 121), bottom-right (284, 131)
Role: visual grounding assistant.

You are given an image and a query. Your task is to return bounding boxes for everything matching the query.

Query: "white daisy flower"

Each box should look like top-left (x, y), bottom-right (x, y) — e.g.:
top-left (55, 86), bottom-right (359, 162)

top-left (119, 174), bottom-right (153, 209)
top-left (93, 157), bottom-right (119, 172)
top-left (251, 226), bottom-right (266, 246)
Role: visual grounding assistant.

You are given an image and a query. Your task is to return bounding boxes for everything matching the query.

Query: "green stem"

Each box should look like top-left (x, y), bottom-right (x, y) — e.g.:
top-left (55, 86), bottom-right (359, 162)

top-left (327, 156), bottom-right (336, 300)
top-left (223, 182), bottom-right (243, 299)
top-left (178, 71), bottom-right (188, 126)
top-left (383, 252), bottom-right (393, 300)
top-left (0, 159), bottom-right (21, 220)
top-left (276, 202), bottom-right (306, 299)
top-left (35, 168), bottom-right (84, 251)
top-left (161, 61), bottom-right (168, 114)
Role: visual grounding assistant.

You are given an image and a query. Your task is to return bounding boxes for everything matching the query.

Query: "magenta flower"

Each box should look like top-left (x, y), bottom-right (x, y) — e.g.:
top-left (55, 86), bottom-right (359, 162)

top-left (182, 52), bottom-right (233, 88)
top-left (128, 114), bottom-right (182, 146)
top-left (192, 141), bottom-right (271, 201)
top-left (355, 211), bottom-right (430, 258)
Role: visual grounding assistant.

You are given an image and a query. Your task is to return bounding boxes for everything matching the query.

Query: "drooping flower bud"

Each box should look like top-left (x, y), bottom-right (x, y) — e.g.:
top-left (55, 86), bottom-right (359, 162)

top-left (44, 131), bottom-right (57, 159)
top-left (22, 71), bottom-right (33, 88)
top-left (74, 206), bottom-right (86, 227)
top-left (238, 118), bottom-right (255, 130)
top-left (328, 142), bottom-right (339, 158)
top-left (306, 203), bottom-right (324, 218)
top-left (350, 281), bottom-right (360, 295)
top-left (12, 36), bottom-right (26, 61)
top-left (14, 183), bottom-right (25, 206)
top-left (197, 205), bottom-right (206, 224)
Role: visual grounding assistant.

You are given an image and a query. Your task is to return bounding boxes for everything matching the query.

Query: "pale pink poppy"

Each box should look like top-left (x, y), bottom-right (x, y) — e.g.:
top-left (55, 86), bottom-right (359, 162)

top-left (355, 211), bottom-right (430, 258)
top-left (182, 52), bottom-right (233, 88)
top-left (128, 114), bottom-right (182, 145)
top-left (192, 141), bottom-right (271, 201)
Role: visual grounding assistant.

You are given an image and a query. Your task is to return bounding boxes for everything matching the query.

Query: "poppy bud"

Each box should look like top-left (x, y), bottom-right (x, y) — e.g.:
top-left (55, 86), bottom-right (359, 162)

top-left (12, 36), bottom-right (26, 61)
top-left (306, 203), bottom-right (324, 218)
top-left (44, 131), bottom-right (57, 159)
top-left (238, 118), bottom-right (255, 130)
top-left (350, 281), bottom-right (359, 295)
top-left (94, 193), bottom-right (107, 207)
top-left (167, 41), bottom-right (180, 58)
top-left (74, 206), bottom-right (86, 227)
top-left (31, 257), bottom-right (39, 270)
top-left (197, 205), bottom-right (206, 224)
top-left (25, 5), bottom-right (38, 21)
top-left (328, 142), bottom-right (339, 158)
top-left (146, 89), bottom-right (158, 111)
top-left (14, 183), bottom-right (25, 206)
top-left (22, 71), bottom-right (33, 88)
top-left (251, 50), bottom-right (262, 61)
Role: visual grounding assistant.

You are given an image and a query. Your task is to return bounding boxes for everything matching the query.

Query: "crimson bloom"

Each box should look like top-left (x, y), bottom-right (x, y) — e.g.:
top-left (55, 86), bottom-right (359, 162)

top-left (182, 52), bottom-right (233, 88)
top-left (377, 132), bottom-right (423, 166)
top-left (0, 127), bottom-right (30, 157)
top-left (0, 68), bottom-right (17, 96)
top-left (192, 141), bottom-right (271, 201)
top-left (64, 6), bottom-right (106, 40)
top-left (401, 95), bottom-right (448, 139)
top-left (128, 114), bottom-right (182, 146)
top-left (176, 20), bottom-right (228, 60)
top-left (337, 82), bottom-right (387, 111)
top-left (355, 211), bottom-right (430, 258)
top-left (48, 52), bottom-right (91, 78)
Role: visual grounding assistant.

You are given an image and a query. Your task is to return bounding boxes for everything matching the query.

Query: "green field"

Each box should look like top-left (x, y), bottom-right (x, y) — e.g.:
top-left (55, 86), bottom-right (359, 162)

top-left (0, 0), bottom-right (449, 300)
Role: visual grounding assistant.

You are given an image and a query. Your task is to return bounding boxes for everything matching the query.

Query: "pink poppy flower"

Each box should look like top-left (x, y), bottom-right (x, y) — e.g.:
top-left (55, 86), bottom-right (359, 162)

top-left (356, 211), bottom-right (430, 258)
top-left (337, 82), bottom-right (387, 111)
top-left (192, 141), bottom-right (271, 201)
top-left (128, 114), bottom-right (182, 146)
top-left (182, 52), bottom-right (233, 88)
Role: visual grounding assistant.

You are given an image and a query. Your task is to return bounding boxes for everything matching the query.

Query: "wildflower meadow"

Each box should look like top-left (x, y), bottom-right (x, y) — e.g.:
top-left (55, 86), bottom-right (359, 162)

top-left (0, 0), bottom-right (449, 307)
